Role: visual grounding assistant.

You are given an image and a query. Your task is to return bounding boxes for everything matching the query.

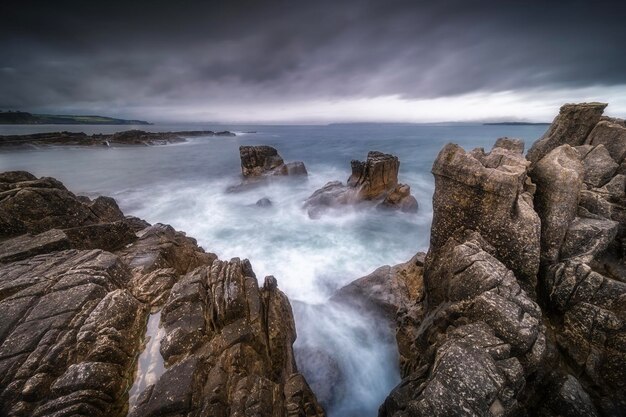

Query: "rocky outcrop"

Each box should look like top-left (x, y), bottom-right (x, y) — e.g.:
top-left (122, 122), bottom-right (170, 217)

top-left (239, 145), bottom-right (308, 177)
top-left (527, 102), bottom-right (607, 165)
top-left (331, 252), bottom-right (425, 321)
top-left (430, 138), bottom-right (540, 292)
top-left (304, 151), bottom-right (417, 218)
top-left (380, 102), bottom-right (626, 417)
top-left (129, 263), bottom-right (324, 417)
top-left (0, 129), bottom-right (232, 148)
top-left (0, 172), bottom-right (324, 417)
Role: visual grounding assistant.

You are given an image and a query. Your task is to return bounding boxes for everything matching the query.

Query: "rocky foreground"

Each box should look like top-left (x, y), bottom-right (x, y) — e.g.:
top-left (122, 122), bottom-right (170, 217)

top-left (0, 172), bottom-right (323, 416)
top-left (0, 101), bottom-right (624, 417)
top-left (333, 103), bottom-right (624, 416)
top-left (0, 129), bottom-right (235, 148)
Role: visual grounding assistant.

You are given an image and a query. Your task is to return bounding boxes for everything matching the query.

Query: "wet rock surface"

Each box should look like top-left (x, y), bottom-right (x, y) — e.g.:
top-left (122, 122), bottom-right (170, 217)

top-left (0, 172), bottom-right (324, 417)
top-left (380, 102), bottom-right (626, 417)
top-left (0, 129), bottom-right (234, 148)
top-left (304, 151), bottom-right (417, 218)
top-left (239, 145), bottom-right (308, 177)
top-left (229, 145), bottom-right (308, 192)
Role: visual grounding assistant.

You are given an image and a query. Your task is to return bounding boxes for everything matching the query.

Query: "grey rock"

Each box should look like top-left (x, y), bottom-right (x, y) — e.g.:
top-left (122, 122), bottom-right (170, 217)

top-left (0, 229), bottom-right (70, 263)
top-left (586, 120), bottom-right (626, 163)
top-left (430, 141), bottom-right (540, 291)
top-left (527, 102), bottom-right (607, 165)
top-left (255, 197), bottom-right (273, 207)
top-left (579, 144), bottom-right (619, 188)
top-left (530, 145), bottom-right (583, 264)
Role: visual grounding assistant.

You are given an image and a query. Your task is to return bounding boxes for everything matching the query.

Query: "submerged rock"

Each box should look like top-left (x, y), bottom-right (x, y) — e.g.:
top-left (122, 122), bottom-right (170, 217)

top-left (304, 151), bottom-right (417, 218)
top-left (256, 197), bottom-right (273, 207)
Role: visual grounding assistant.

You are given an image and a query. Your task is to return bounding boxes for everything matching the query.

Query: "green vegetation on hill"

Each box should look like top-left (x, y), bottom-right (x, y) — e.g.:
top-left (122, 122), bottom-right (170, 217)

top-left (0, 111), bottom-right (151, 125)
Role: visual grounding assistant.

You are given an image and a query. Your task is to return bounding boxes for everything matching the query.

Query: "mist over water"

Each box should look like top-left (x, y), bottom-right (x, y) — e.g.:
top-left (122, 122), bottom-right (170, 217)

top-left (0, 123), bottom-right (547, 416)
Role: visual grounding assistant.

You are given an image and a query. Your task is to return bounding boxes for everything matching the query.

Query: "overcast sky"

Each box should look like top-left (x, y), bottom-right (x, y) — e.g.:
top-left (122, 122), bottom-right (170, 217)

top-left (1, 0), bottom-right (625, 123)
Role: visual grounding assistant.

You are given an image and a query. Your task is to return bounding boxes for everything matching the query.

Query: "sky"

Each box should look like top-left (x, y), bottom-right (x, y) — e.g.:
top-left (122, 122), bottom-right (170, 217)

top-left (1, 0), bottom-right (626, 123)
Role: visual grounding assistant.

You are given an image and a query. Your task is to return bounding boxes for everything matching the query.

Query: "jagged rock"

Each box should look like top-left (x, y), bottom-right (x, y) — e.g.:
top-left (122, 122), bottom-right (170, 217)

top-left (544, 260), bottom-right (626, 414)
top-left (560, 217), bottom-right (619, 262)
top-left (0, 249), bottom-right (148, 417)
top-left (129, 260), bottom-right (324, 417)
top-left (304, 151), bottom-right (417, 218)
top-left (380, 231), bottom-right (551, 417)
top-left (240, 145), bottom-right (285, 176)
top-left (331, 252), bottom-right (424, 320)
top-left (239, 145), bottom-right (307, 177)
top-left (117, 223), bottom-right (216, 308)
top-left (586, 120), bottom-right (626, 164)
top-left (0, 171), bottom-right (324, 416)
top-left (527, 102), bottom-right (607, 165)
top-left (348, 151), bottom-right (399, 199)
top-left (430, 140), bottom-right (540, 291)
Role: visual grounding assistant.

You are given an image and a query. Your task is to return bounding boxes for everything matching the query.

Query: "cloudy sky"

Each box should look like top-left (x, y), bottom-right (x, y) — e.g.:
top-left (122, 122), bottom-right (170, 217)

top-left (1, 0), bottom-right (625, 123)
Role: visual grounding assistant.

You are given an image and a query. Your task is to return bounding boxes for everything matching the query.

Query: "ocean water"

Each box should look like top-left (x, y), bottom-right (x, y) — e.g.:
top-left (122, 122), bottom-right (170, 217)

top-left (0, 123), bottom-right (547, 416)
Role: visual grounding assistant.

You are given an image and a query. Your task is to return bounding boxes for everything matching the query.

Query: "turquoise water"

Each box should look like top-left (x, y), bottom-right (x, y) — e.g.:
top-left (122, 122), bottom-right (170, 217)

top-left (0, 122), bottom-right (547, 416)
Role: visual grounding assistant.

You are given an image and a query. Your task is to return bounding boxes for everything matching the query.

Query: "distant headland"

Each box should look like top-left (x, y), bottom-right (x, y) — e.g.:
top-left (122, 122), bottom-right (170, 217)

top-left (0, 111), bottom-right (151, 125)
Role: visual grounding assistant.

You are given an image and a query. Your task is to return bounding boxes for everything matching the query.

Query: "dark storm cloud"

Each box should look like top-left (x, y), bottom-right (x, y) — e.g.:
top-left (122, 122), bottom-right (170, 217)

top-left (1, 0), bottom-right (625, 117)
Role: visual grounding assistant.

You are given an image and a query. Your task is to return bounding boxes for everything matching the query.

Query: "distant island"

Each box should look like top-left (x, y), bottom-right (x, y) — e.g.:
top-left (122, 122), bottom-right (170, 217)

top-left (0, 111), bottom-right (151, 125)
top-left (483, 121), bottom-right (550, 126)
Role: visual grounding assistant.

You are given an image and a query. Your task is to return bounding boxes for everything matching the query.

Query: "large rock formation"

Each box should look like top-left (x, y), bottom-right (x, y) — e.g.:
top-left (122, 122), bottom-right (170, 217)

top-left (304, 151), bottom-right (418, 218)
top-left (379, 103), bottom-right (626, 417)
top-left (0, 172), bottom-right (324, 417)
top-left (527, 102), bottom-right (607, 165)
top-left (430, 137), bottom-right (540, 292)
top-left (239, 145), bottom-right (308, 177)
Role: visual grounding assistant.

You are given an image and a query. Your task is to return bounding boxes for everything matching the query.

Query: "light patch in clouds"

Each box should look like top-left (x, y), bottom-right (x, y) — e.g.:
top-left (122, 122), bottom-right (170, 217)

top-left (87, 85), bottom-right (625, 124)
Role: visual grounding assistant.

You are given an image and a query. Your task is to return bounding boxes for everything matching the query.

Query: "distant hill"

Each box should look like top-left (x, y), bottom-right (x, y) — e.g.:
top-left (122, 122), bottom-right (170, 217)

top-left (483, 122), bottom-right (550, 126)
top-left (0, 111), bottom-right (151, 125)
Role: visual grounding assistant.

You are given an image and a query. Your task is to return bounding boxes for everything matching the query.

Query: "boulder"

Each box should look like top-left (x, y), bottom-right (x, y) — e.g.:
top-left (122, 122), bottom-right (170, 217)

top-left (527, 102), bottom-right (607, 165)
top-left (331, 252), bottom-right (424, 321)
top-left (578, 144), bottom-right (619, 188)
top-left (586, 120), bottom-right (626, 163)
top-left (377, 184), bottom-right (418, 213)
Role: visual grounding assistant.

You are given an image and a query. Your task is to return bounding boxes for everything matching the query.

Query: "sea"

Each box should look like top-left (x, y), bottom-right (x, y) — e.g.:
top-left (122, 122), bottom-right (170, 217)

top-left (0, 122), bottom-right (548, 416)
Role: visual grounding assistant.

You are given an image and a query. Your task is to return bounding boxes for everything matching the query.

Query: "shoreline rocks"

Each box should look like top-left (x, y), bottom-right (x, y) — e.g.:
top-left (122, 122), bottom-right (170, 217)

top-left (0, 171), bottom-right (325, 417)
top-left (378, 102), bottom-right (626, 416)
top-left (0, 129), bottom-right (235, 148)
